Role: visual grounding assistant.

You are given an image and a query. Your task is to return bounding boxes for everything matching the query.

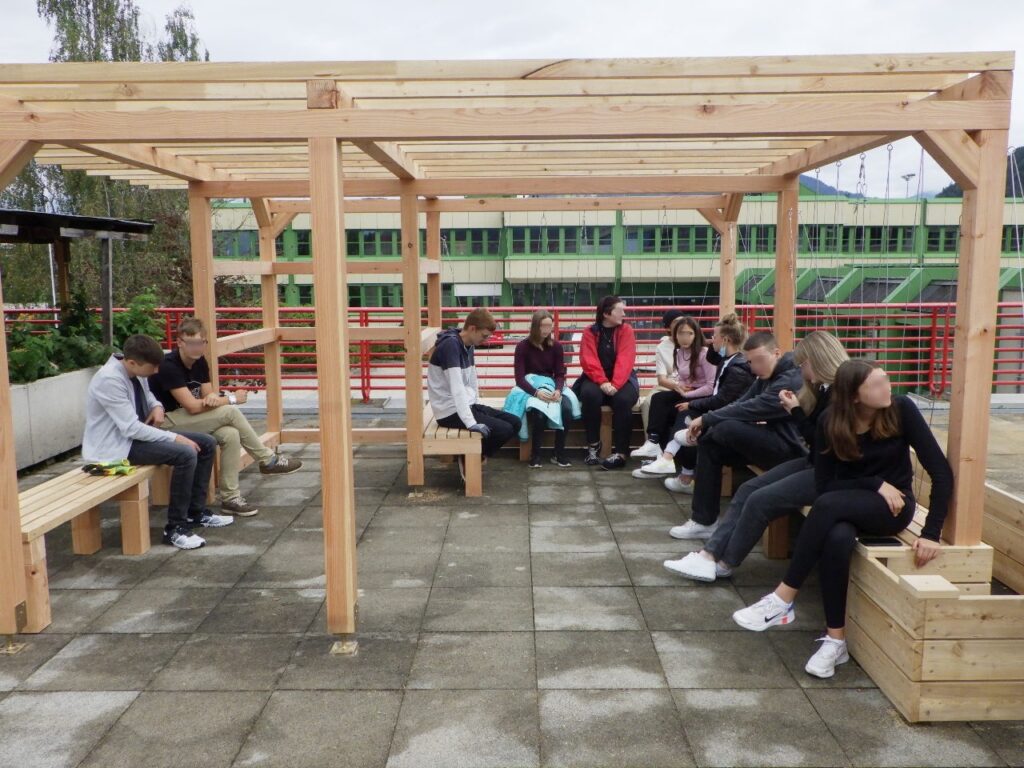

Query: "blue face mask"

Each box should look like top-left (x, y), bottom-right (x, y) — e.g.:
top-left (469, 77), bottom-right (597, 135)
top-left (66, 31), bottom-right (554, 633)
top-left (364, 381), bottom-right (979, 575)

top-left (719, 345), bottom-right (728, 357)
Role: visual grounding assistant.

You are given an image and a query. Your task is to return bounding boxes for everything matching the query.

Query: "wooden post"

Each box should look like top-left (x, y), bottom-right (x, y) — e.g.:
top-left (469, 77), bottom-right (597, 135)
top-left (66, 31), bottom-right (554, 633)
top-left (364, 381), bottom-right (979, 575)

top-left (401, 181), bottom-right (426, 486)
top-left (944, 129), bottom-right (1009, 545)
top-left (719, 222), bottom-right (737, 316)
top-left (252, 198), bottom-right (284, 434)
top-left (308, 136), bottom-right (358, 636)
top-left (425, 209), bottom-right (443, 328)
top-left (100, 238), bottom-right (114, 347)
top-left (187, 186), bottom-right (219, 390)
top-left (53, 239), bottom-right (71, 307)
top-left (773, 176), bottom-right (799, 350)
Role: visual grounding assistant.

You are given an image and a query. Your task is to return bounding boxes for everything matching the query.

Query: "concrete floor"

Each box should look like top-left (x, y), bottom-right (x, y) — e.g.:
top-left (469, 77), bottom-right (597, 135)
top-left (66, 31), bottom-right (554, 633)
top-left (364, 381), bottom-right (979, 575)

top-left (2, 411), bottom-right (1023, 768)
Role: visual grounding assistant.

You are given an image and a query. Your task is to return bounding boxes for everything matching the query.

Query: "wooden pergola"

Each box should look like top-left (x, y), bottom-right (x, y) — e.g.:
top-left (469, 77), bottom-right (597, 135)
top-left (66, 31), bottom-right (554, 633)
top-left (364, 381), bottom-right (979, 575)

top-left (0, 53), bottom-right (1018, 720)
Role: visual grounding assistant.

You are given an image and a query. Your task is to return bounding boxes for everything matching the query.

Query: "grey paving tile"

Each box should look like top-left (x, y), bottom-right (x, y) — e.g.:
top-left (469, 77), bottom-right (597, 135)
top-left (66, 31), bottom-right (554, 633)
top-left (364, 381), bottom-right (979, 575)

top-left (531, 552), bottom-right (630, 587)
top-left (149, 633), bottom-right (299, 691)
top-left (357, 550), bottom-right (439, 589)
top-left (529, 505), bottom-right (609, 527)
top-left (277, 634), bottom-right (417, 690)
top-left (673, 688), bottom-right (846, 768)
top-left (434, 552), bottom-right (533, 588)
top-left (622, 550), bottom-right (702, 587)
top-left (80, 691), bottom-right (267, 768)
top-left (806, 688), bottom-right (1004, 767)
top-left (529, 484), bottom-right (599, 505)
top-left (443, 525), bottom-right (531, 554)
top-left (407, 632), bottom-right (536, 689)
top-left (0, 691), bottom-right (137, 768)
top-left (530, 525), bottom-right (617, 553)
top-left (48, 549), bottom-right (173, 590)
top-left (235, 690), bottom-right (402, 768)
top-left (598, 483), bottom-right (677, 504)
top-left (652, 631), bottom-right (796, 688)
top-left (424, 587), bottom-right (534, 631)
top-left (311, 588), bottom-right (429, 634)
top-left (539, 689), bottom-right (694, 768)
top-left (370, 505), bottom-right (452, 527)
top-left (614, 525), bottom-right (696, 553)
top-left (88, 587), bottom-right (227, 633)
top-left (636, 586), bottom-right (746, 631)
top-left (535, 631), bottom-right (665, 689)
top-left (20, 634), bottom-right (186, 691)
top-left (140, 549), bottom-right (263, 589)
top-left (387, 689), bottom-right (539, 768)
top-left (0, 635), bottom-right (73, 691)
top-left (533, 587), bottom-right (645, 631)
top-left (39, 589), bottom-right (125, 634)
top-left (237, 528), bottom-right (327, 589)
top-left (198, 588), bottom-right (323, 634)
top-left (970, 722), bottom-right (1024, 767)
top-left (604, 503), bottom-right (688, 529)
top-left (360, 525), bottom-right (447, 555)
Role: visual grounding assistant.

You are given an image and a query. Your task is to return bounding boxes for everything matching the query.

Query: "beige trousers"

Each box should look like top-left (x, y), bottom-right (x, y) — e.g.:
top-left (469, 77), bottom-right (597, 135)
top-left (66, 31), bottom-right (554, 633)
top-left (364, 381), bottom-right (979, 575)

top-left (163, 405), bottom-right (274, 501)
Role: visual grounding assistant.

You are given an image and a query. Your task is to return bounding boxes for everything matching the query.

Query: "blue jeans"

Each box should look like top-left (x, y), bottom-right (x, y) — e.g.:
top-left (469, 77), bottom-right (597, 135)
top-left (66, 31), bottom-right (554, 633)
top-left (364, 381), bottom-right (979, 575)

top-left (128, 432), bottom-right (216, 531)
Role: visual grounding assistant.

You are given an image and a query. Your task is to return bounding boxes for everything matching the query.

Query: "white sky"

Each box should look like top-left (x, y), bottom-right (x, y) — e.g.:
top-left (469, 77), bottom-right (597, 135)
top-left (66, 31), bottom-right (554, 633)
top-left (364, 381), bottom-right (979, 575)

top-left (2, 0), bottom-right (1022, 197)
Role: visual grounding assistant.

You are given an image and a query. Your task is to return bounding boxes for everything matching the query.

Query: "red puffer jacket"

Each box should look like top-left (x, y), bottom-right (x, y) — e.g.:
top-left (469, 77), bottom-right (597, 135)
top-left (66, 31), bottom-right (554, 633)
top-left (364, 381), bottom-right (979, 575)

top-left (578, 322), bottom-right (637, 390)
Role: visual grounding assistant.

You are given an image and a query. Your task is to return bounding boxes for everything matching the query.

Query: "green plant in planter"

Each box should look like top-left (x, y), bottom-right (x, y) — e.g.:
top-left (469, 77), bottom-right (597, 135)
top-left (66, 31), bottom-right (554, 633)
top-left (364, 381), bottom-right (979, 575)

top-left (112, 291), bottom-right (165, 348)
top-left (6, 321), bottom-right (59, 383)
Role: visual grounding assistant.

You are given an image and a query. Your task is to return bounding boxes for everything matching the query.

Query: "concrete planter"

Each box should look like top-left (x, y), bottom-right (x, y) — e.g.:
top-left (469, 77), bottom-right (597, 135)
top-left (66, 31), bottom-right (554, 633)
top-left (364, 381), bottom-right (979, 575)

top-left (13, 367), bottom-right (98, 470)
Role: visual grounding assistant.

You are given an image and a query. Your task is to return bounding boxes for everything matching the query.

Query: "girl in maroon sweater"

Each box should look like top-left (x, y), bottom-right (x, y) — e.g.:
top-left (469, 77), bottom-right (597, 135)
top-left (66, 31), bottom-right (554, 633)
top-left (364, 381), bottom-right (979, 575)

top-left (514, 310), bottom-right (572, 467)
top-left (573, 295), bottom-right (639, 469)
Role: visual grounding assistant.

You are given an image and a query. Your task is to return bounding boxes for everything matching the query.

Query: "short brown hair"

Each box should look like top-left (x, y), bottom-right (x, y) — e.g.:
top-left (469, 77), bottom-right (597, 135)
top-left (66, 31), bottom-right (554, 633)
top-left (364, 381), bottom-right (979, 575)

top-left (743, 331), bottom-right (778, 352)
top-left (177, 317), bottom-right (206, 339)
top-left (123, 334), bottom-right (165, 366)
top-left (463, 308), bottom-right (496, 332)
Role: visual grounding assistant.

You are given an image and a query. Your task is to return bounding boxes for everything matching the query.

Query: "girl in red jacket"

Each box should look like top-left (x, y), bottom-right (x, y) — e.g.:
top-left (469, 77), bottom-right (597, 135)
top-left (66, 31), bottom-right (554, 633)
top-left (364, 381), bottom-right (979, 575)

top-left (572, 295), bottom-right (639, 469)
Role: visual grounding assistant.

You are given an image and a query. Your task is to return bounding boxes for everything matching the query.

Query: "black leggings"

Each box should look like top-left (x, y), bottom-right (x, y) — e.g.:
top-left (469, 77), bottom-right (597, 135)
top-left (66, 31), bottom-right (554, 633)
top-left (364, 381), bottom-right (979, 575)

top-left (783, 489), bottom-right (914, 629)
top-left (529, 399), bottom-right (574, 454)
top-left (577, 378), bottom-right (639, 455)
top-left (646, 389), bottom-right (684, 444)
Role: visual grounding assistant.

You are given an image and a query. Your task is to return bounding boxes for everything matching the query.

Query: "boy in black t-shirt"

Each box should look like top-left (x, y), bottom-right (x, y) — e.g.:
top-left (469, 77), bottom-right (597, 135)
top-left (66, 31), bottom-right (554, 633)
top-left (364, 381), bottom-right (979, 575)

top-left (149, 318), bottom-right (301, 517)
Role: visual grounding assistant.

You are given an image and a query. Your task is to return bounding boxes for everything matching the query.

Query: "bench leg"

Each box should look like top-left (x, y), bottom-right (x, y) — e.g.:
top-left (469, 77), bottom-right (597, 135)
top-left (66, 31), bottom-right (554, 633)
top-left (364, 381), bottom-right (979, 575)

top-left (22, 538), bottom-right (51, 634)
top-left (464, 453), bottom-right (483, 497)
top-left (150, 465), bottom-right (170, 506)
top-left (721, 467), bottom-right (733, 498)
top-left (71, 507), bottom-right (103, 555)
top-left (518, 439), bottom-right (531, 462)
top-left (117, 480), bottom-right (151, 556)
top-left (762, 515), bottom-right (790, 560)
top-left (599, 411), bottom-right (612, 458)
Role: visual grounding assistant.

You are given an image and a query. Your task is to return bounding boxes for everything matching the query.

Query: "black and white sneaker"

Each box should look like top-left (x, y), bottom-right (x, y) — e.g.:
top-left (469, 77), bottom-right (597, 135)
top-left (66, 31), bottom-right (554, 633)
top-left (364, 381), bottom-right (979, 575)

top-left (584, 443), bottom-right (602, 466)
top-left (600, 453), bottom-right (627, 470)
top-left (528, 454), bottom-right (543, 468)
top-left (162, 525), bottom-right (206, 550)
top-left (551, 454), bottom-right (572, 468)
top-left (187, 510), bottom-right (234, 528)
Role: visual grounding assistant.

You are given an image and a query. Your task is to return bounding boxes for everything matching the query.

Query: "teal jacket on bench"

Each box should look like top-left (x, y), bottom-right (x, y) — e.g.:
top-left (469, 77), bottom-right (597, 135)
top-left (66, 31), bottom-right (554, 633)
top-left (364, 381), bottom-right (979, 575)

top-left (503, 374), bottom-right (582, 441)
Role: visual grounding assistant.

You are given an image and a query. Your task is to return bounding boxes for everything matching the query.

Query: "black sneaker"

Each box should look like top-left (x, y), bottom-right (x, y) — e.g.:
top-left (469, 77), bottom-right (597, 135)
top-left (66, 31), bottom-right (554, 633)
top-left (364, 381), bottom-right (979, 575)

top-left (601, 453), bottom-right (627, 470)
top-left (551, 454), bottom-right (572, 468)
top-left (162, 525), bottom-right (205, 550)
top-left (186, 510), bottom-right (234, 528)
top-left (528, 454), bottom-right (543, 468)
top-left (259, 455), bottom-right (303, 475)
top-left (584, 443), bottom-right (602, 466)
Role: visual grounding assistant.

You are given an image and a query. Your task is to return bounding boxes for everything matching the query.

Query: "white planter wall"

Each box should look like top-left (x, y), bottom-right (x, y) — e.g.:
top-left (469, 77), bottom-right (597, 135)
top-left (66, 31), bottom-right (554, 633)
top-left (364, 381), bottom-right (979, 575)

top-left (13, 367), bottom-right (98, 470)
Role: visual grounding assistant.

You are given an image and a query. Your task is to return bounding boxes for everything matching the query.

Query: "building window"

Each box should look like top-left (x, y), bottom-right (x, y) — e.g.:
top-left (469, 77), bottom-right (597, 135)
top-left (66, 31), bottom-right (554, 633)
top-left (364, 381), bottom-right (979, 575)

top-left (642, 227), bottom-right (657, 253)
top-left (379, 230), bottom-right (397, 256)
top-left (580, 226), bottom-right (612, 255)
top-left (563, 227), bottom-right (577, 253)
top-left (545, 227), bottom-right (561, 254)
top-left (511, 227), bottom-right (527, 254)
top-left (677, 226), bottom-right (692, 253)
top-left (346, 230), bottom-right (360, 256)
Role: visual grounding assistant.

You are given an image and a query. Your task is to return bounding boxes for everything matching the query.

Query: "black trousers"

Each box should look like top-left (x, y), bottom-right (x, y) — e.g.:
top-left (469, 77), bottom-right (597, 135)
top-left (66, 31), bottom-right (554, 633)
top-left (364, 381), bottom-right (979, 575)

top-left (690, 420), bottom-right (803, 525)
top-left (646, 389), bottom-right (684, 445)
top-left (784, 489), bottom-right (915, 629)
top-left (577, 378), bottom-right (639, 455)
top-left (437, 403), bottom-right (521, 457)
top-left (529, 399), bottom-right (575, 454)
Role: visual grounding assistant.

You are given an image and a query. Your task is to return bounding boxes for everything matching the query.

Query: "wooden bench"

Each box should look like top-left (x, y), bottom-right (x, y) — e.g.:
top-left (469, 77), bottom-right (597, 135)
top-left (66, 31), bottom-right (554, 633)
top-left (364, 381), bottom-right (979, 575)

top-left (422, 404), bottom-right (483, 497)
top-left (18, 465), bottom-right (156, 633)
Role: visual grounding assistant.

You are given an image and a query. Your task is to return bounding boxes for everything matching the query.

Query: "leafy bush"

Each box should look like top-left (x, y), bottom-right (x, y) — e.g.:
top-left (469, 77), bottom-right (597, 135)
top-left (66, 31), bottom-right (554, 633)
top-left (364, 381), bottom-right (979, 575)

top-left (112, 291), bottom-right (165, 348)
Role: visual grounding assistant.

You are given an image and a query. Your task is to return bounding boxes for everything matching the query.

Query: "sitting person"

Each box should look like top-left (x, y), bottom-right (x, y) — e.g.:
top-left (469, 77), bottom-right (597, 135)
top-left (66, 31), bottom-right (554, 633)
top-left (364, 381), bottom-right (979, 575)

top-left (428, 307), bottom-right (521, 477)
top-left (148, 317), bottom-right (302, 518)
top-left (668, 331), bottom-right (805, 540)
top-left (506, 309), bottom-right (579, 468)
top-left (573, 295), bottom-right (639, 470)
top-left (631, 315), bottom-right (717, 469)
top-left (664, 330), bottom-right (848, 581)
top-left (732, 359), bottom-right (949, 679)
top-left (82, 334), bottom-right (231, 551)
top-left (640, 308), bottom-right (685, 435)
top-left (652, 313), bottom-right (755, 485)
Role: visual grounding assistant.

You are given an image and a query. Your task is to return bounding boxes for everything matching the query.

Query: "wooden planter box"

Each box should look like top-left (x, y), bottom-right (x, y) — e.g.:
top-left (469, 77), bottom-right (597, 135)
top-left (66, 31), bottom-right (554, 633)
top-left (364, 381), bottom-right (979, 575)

top-left (12, 367), bottom-right (98, 470)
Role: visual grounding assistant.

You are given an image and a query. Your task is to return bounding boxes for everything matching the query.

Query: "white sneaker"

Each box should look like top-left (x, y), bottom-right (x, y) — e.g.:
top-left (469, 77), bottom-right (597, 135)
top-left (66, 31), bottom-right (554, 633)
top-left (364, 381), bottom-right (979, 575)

top-left (630, 440), bottom-right (662, 459)
top-left (664, 476), bottom-right (694, 494)
top-left (640, 456), bottom-right (677, 476)
top-left (632, 466), bottom-right (663, 479)
top-left (663, 552), bottom-right (717, 582)
top-left (805, 636), bottom-right (850, 678)
top-left (669, 519), bottom-right (719, 540)
top-left (162, 526), bottom-right (206, 550)
top-left (732, 592), bottom-right (795, 631)
top-left (673, 427), bottom-right (698, 447)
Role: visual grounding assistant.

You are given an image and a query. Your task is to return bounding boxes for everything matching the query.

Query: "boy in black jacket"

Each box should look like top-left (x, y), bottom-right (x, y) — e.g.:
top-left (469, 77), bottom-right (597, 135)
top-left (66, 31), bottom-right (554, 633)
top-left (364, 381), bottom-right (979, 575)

top-left (670, 332), bottom-right (805, 539)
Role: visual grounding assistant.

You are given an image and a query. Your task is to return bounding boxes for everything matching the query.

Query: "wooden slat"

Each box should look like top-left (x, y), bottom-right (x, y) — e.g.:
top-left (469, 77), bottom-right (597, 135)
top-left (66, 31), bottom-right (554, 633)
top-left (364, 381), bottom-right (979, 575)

top-left (216, 328), bottom-right (277, 355)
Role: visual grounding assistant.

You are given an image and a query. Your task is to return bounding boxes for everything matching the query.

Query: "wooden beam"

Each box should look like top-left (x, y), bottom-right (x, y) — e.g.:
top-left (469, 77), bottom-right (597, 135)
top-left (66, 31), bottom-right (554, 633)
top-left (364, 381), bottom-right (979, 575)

top-left (249, 196), bottom-right (273, 228)
top-left (188, 185), bottom-right (219, 390)
top-left (308, 136), bottom-right (358, 636)
top-left (269, 194), bottom-right (731, 214)
top-left (0, 140), bottom-right (39, 190)
top-left (723, 193), bottom-right (744, 222)
top-left (400, 181), bottom-right (425, 486)
top-left (216, 328), bottom-right (277, 355)
top-left (915, 130), bottom-right (980, 190)
top-left (945, 128), bottom-right (1010, 545)
top-left (352, 140), bottom-right (421, 179)
top-left (213, 260), bottom-right (273, 276)
top-left (64, 142), bottom-right (231, 182)
top-left (773, 176), bottom-right (799, 350)
top-left (0, 100), bottom-right (1007, 143)
top-left (257, 211), bottom-right (284, 435)
top-left (697, 207), bottom-right (727, 234)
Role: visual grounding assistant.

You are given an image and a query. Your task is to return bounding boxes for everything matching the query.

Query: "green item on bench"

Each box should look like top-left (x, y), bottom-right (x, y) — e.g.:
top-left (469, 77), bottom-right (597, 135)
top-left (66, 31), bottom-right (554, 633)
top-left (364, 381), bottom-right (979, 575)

top-left (81, 460), bottom-right (136, 477)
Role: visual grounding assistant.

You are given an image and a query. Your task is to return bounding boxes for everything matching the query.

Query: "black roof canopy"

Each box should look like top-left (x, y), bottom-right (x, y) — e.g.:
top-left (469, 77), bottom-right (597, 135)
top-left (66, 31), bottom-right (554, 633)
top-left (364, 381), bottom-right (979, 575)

top-left (0, 208), bottom-right (153, 245)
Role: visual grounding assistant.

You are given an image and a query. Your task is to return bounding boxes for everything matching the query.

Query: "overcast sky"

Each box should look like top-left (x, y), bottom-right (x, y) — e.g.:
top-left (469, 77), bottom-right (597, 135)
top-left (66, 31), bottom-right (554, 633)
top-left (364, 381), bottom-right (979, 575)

top-left (2, 0), bottom-right (1022, 197)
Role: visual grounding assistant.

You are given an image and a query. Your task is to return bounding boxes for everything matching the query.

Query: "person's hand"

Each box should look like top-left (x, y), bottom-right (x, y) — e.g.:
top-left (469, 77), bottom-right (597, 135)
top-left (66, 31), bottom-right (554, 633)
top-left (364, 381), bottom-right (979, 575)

top-left (877, 481), bottom-right (906, 516)
top-left (688, 416), bottom-right (703, 440)
top-left (675, 401), bottom-right (689, 412)
top-left (600, 382), bottom-right (616, 396)
top-left (203, 393), bottom-right (220, 408)
top-left (145, 406), bottom-right (165, 427)
top-left (912, 537), bottom-right (941, 568)
top-left (468, 423), bottom-right (492, 439)
top-left (173, 433), bottom-right (200, 452)
top-left (674, 382), bottom-right (688, 396)
top-left (779, 389), bottom-right (799, 413)
top-left (552, 389), bottom-right (562, 402)
top-left (233, 389), bottom-right (248, 405)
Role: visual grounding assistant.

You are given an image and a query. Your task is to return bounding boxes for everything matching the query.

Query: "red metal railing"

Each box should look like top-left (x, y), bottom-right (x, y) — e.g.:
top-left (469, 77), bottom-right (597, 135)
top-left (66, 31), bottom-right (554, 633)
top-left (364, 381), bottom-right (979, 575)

top-left (7, 302), bottom-right (1024, 401)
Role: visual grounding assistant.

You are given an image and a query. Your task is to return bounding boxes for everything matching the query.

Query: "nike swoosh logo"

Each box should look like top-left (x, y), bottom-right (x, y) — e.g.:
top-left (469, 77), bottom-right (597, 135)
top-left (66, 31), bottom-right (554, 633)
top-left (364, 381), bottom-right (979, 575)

top-left (764, 612), bottom-right (784, 623)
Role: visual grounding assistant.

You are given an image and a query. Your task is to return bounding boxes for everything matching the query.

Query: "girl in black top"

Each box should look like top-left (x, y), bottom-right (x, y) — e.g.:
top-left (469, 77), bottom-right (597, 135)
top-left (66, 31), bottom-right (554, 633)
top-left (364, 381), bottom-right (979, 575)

top-left (732, 358), bottom-right (952, 679)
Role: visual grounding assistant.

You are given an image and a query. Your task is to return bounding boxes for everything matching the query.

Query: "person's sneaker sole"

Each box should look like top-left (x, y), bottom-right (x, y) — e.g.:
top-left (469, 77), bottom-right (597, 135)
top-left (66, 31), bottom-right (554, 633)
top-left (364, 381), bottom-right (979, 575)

top-left (663, 560), bottom-right (716, 582)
